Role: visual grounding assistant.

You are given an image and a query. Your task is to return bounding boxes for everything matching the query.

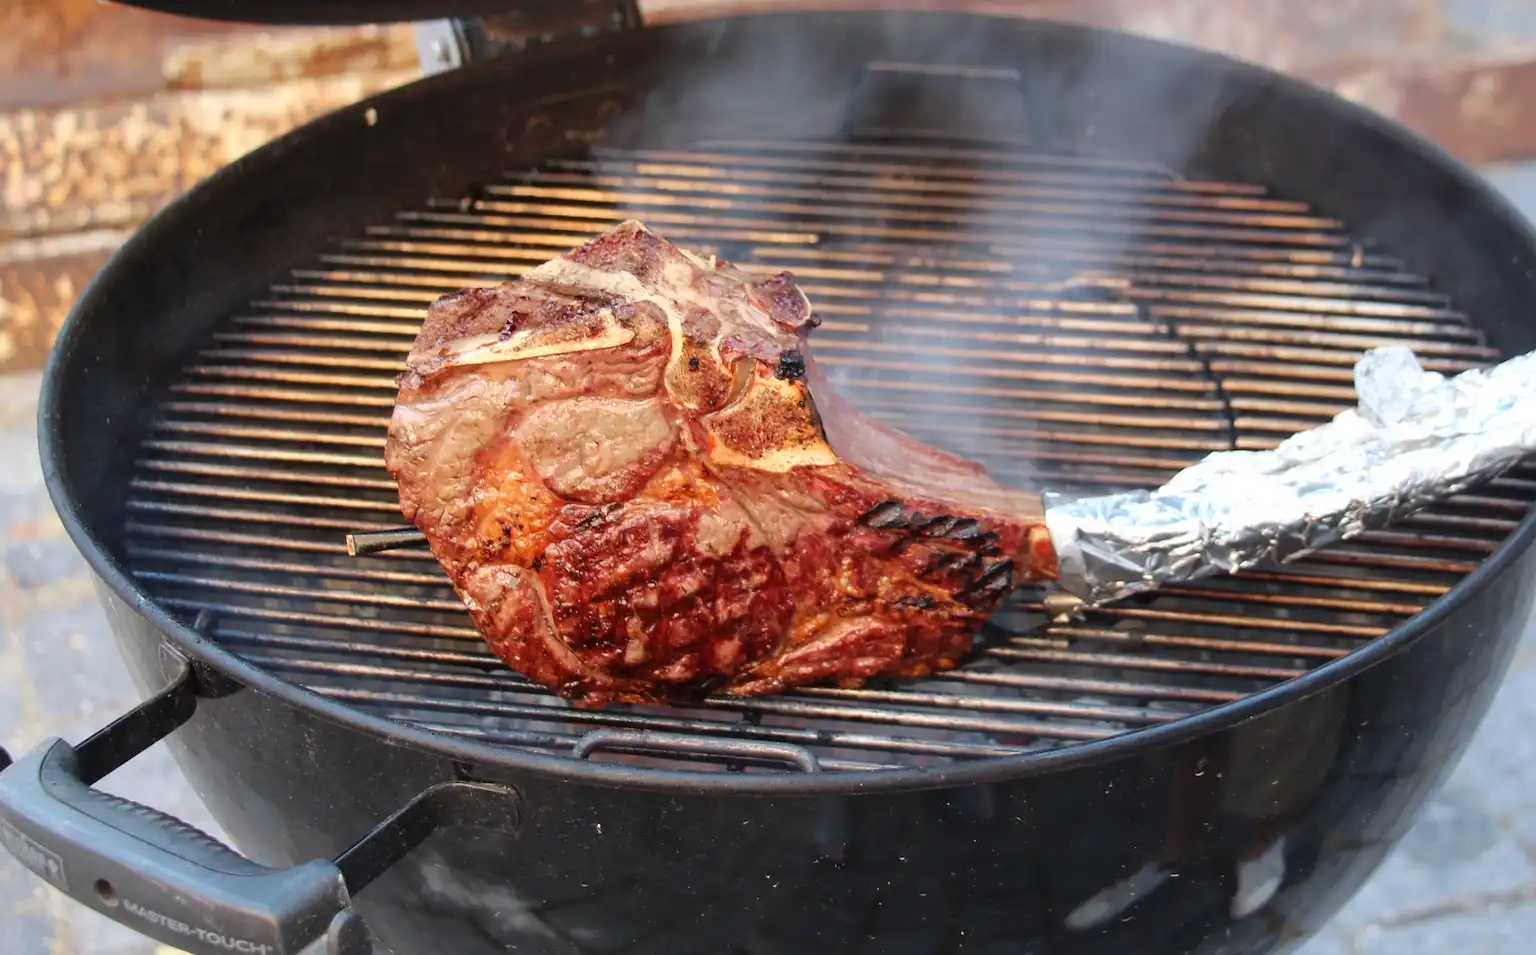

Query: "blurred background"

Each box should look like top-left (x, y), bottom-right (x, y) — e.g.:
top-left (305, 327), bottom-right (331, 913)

top-left (4, 1), bottom-right (1536, 953)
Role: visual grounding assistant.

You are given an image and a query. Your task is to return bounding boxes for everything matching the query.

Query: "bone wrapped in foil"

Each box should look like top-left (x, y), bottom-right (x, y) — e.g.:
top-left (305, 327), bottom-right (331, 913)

top-left (1045, 345), bottom-right (1536, 606)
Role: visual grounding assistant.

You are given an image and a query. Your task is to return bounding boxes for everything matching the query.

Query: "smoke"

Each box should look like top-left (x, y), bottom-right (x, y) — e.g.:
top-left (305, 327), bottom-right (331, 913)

top-left (590, 10), bottom-right (1248, 495)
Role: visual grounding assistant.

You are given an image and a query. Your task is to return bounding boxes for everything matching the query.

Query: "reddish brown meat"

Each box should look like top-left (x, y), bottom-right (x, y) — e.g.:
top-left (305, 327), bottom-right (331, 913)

top-left (384, 221), bottom-right (1057, 706)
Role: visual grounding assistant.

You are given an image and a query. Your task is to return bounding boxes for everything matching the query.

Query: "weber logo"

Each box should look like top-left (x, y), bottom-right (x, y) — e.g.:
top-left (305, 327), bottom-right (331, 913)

top-left (121, 898), bottom-right (274, 955)
top-left (0, 818), bottom-right (68, 891)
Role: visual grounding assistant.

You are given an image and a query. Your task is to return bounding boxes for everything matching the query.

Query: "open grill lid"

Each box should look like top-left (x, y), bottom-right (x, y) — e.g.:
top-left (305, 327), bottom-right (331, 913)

top-left (113, 0), bottom-right (636, 28)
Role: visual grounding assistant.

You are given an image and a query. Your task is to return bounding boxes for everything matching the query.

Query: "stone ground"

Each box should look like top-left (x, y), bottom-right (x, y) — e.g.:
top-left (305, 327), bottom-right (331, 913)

top-left (5, 166), bottom-right (1536, 954)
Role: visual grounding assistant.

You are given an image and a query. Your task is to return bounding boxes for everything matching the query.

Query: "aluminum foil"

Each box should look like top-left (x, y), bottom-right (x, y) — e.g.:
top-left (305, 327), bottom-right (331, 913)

top-left (1045, 345), bottom-right (1536, 606)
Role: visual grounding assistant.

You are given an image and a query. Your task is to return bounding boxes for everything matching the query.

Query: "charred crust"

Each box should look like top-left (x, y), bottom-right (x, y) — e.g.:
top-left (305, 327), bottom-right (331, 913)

top-left (957, 559), bottom-right (1015, 607)
top-left (947, 519), bottom-right (984, 541)
top-left (893, 594), bottom-right (936, 610)
top-left (895, 516), bottom-right (993, 555)
top-left (925, 551), bottom-right (982, 578)
top-left (688, 355), bottom-right (701, 371)
top-left (775, 350), bottom-right (806, 380)
top-left (914, 515), bottom-right (960, 538)
top-left (858, 500), bottom-right (908, 530)
top-left (497, 315), bottom-right (521, 343)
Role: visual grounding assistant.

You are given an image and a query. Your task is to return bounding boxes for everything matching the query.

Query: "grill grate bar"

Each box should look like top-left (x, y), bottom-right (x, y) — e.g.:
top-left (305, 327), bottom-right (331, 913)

top-left (468, 198), bottom-right (1356, 250)
top-left (750, 244), bottom-right (1423, 286)
top-left (128, 481), bottom-right (397, 514)
top-left (646, 141), bottom-right (1238, 185)
top-left (134, 570), bottom-right (467, 612)
top-left (168, 381), bottom-right (397, 408)
top-left (986, 645), bottom-right (1311, 680)
top-left (538, 159), bottom-right (1315, 212)
top-left (562, 150), bottom-right (1286, 199)
top-left (136, 459), bottom-right (396, 491)
top-left (490, 176), bottom-right (1344, 231)
top-left (127, 546), bottom-right (446, 586)
top-left (140, 439), bottom-right (383, 469)
top-left (121, 139), bottom-right (1534, 774)
top-left (1037, 627), bottom-right (1352, 663)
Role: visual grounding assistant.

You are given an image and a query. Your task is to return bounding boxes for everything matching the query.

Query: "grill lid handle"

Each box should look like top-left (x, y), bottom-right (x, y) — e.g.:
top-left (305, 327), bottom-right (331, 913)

top-left (574, 729), bottom-right (825, 772)
top-left (108, 1), bottom-right (580, 27)
top-left (0, 648), bottom-right (519, 955)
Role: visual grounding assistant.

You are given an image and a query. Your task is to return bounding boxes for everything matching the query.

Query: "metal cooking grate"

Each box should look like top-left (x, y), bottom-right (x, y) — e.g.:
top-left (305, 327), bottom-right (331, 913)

top-left (123, 138), bottom-right (1534, 774)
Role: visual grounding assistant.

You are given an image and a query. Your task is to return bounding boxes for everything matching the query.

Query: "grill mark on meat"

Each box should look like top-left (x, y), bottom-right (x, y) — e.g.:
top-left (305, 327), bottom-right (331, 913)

top-left (925, 550), bottom-right (983, 578)
top-left (857, 500), bottom-right (907, 529)
top-left (915, 515), bottom-right (959, 538)
top-left (957, 559), bottom-right (1016, 607)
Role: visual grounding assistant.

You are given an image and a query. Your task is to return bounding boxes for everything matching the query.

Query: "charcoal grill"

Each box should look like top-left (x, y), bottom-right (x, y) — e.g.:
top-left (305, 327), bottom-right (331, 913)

top-left (129, 140), bottom-right (1514, 768)
top-left (3, 4), bottom-right (1536, 955)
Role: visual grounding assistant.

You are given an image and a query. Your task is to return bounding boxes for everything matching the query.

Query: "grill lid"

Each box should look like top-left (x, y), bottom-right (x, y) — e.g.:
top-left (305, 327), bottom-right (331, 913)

top-left (112, 0), bottom-right (634, 28)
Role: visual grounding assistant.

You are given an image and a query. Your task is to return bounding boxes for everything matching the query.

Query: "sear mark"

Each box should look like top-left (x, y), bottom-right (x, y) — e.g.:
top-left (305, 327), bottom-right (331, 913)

top-left (914, 515), bottom-right (960, 538)
top-left (957, 559), bottom-right (1015, 607)
top-left (946, 519), bottom-right (984, 541)
top-left (925, 550), bottom-right (981, 578)
top-left (858, 500), bottom-right (908, 530)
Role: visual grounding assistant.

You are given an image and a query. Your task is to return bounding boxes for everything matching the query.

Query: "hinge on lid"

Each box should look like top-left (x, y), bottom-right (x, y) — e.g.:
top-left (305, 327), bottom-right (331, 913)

top-left (414, 0), bottom-right (642, 75)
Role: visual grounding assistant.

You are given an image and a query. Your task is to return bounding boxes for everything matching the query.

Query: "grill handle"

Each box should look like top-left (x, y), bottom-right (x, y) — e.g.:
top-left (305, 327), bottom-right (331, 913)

top-left (0, 647), bottom-right (519, 955)
top-left (843, 61), bottom-right (1032, 142)
top-left (573, 729), bottom-right (824, 772)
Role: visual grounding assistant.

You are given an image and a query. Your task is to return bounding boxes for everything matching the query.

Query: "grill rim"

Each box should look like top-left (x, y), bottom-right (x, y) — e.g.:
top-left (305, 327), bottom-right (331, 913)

top-left (38, 10), bottom-right (1536, 795)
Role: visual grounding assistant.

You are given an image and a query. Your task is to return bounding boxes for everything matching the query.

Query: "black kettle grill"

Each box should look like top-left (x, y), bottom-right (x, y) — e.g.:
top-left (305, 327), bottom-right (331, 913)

top-left (2, 2), bottom-right (1535, 954)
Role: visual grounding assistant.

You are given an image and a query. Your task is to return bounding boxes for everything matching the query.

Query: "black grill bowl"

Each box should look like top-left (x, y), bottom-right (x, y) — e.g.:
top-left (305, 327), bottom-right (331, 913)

top-left (17, 11), bottom-right (1536, 955)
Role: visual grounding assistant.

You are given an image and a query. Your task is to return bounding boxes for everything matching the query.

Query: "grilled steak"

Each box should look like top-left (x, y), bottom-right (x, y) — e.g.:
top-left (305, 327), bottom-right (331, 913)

top-left (385, 221), bottom-right (1057, 706)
